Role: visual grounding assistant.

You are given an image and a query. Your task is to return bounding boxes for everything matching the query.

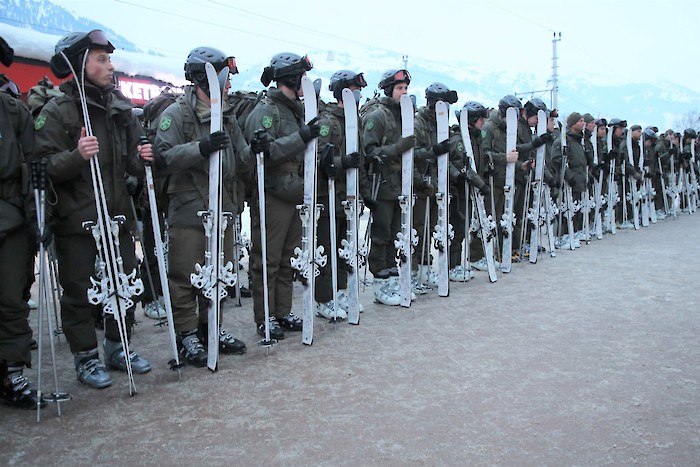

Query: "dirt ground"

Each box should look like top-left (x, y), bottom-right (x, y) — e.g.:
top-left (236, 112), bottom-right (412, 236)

top-left (2, 213), bottom-right (699, 466)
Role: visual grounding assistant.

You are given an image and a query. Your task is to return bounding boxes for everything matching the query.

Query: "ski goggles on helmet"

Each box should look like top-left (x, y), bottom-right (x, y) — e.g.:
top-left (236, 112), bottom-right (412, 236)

top-left (349, 72), bottom-right (367, 88)
top-left (392, 69), bottom-right (411, 83)
top-left (66, 30), bottom-right (115, 55)
top-left (0, 79), bottom-right (20, 98)
top-left (187, 56), bottom-right (239, 76)
top-left (274, 54), bottom-right (313, 78)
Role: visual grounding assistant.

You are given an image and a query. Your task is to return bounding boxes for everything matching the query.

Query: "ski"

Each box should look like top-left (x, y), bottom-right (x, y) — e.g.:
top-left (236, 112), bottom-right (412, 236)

top-left (591, 128), bottom-right (604, 239)
top-left (433, 101), bottom-right (451, 296)
top-left (142, 138), bottom-right (182, 373)
top-left (395, 93), bottom-right (417, 307)
top-left (625, 126), bottom-right (641, 230)
top-left (639, 132), bottom-right (651, 227)
top-left (543, 185), bottom-right (557, 257)
top-left (688, 137), bottom-right (699, 212)
top-left (605, 125), bottom-right (618, 234)
top-left (291, 76), bottom-right (325, 345)
top-left (190, 62), bottom-right (236, 371)
top-left (559, 122), bottom-right (575, 250)
top-left (500, 107), bottom-right (518, 272)
top-left (340, 88), bottom-right (361, 325)
top-left (460, 109), bottom-right (498, 281)
top-left (528, 110), bottom-right (547, 263)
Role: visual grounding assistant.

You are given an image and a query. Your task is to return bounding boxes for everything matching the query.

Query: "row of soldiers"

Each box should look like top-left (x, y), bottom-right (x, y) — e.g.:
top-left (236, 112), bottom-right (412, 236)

top-left (1, 29), bottom-right (697, 410)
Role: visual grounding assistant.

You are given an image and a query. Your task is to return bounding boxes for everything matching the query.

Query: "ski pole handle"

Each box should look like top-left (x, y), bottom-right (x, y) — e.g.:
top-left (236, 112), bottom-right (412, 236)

top-left (139, 136), bottom-right (152, 167)
top-left (30, 159), bottom-right (48, 191)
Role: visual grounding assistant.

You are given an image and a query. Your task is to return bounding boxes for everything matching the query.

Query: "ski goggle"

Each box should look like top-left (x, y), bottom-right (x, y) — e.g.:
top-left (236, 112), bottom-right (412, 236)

top-left (188, 56), bottom-right (239, 76)
top-left (275, 54), bottom-right (313, 78)
top-left (349, 72), bottom-right (367, 88)
top-left (0, 79), bottom-right (20, 98)
top-left (393, 69), bottom-right (411, 82)
top-left (62, 30), bottom-right (115, 55)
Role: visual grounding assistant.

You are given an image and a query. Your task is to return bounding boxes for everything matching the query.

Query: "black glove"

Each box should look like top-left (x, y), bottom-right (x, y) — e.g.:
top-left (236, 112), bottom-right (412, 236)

top-left (341, 151), bottom-right (361, 169)
top-left (366, 154), bottom-right (383, 176)
top-left (199, 130), bottom-right (230, 158)
top-left (669, 146), bottom-right (677, 156)
top-left (298, 117), bottom-right (321, 143)
top-left (531, 133), bottom-right (552, 148)
top-left (682, 152), bottom-right (692, 161)
top-left (125, 175), bottom-right (140, 197)
top-left (320, 144), bottom-right (337, 179)
top-left (633, 171), bottom-right (643, 182)
top-left (432, 139), bottom-right (451, 156)
top-left (363, 196), bottom-right (377, 211)
top-left (479, 183), bottom-right (491, 197)
top-left (392, 135), bottom-right (415, 155)
top-left (251, 129), bottom-right (270, 155)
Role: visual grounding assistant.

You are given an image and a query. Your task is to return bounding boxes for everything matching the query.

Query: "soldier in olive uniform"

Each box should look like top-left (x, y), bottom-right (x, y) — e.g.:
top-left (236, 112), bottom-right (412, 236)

top-left (314, 70), bottom-right (366, 320)
top-left (450, 102), bottom-right (491, 275)
top-left (412, 83), bottom-right (457, 288)
top-left (34, 31), bottom-right (152, 389)
top-left (155, 47), bottom-right (252, 367)
top-left (361, 69), bottom-right (415, 306)
top-left (244, 53), bottom-right (318, 340)
top-left (0, 36), bottom-right (44, 408)
top-left (552, 112), bottom-right (590, 244)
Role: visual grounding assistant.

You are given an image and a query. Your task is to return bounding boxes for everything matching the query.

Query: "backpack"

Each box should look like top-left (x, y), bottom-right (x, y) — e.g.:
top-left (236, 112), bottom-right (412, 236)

top-left (142, 87), bottom-right (190, 143)
top-left (27, 76), bottom-right (65, 118)
top-left (358, 91), bottom-right (395, 146)
top-left (227, 90), bottom-right (267, 129)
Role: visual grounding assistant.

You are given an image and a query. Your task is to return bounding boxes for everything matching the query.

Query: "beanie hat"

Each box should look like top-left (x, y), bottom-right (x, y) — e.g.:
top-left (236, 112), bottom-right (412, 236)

top-left (566, 112), bottom-right (582, 128)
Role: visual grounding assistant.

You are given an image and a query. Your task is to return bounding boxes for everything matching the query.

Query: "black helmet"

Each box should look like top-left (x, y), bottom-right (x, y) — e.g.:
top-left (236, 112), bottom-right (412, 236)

top-left (49, 30), bottom-right (115, 79)
top-left (260, 52), bottom-right (313, 89)
top-left (524, 98), bottom-right (547, 117)
top-left (462, 101), bottom-right (489, 125)
top-left (328, 70), bottom-right (367, 100)
top-left (642, 128), bottom-right (658, 140)
top-left (378, 69), bottom-right (411, 96)
top-left (498, 94), bottom-right (522, 117)
top-left (683, 128), bottom-right (697, 139)
top-left (608, 118), bottom-right (627, 128)
top-left (425, 82), bottom-right (458, 105)
top-left (184, 47), bottom-right (237, 89)
top-left (594, 118), bottom-right (608, 127)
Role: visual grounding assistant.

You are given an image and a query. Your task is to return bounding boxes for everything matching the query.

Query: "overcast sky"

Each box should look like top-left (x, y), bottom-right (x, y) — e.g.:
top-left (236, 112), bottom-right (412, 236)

top-left (48, 0), bottom-right (700, 97)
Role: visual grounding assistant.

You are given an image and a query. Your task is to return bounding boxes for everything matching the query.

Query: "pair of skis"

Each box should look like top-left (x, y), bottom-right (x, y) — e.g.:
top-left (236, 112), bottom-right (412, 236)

top-left (459, 110), bottom-right (498, 280)
top-left (190, 63), bottom-right (237, 370)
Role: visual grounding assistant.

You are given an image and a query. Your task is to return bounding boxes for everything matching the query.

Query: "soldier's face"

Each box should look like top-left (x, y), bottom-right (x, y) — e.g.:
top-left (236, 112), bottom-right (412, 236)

top-left (597, 126), bottom-right (606, 138)
top-left (392, 82), bottom-right (408, 101)
top-left (85, 49), bottom-right (114, 88)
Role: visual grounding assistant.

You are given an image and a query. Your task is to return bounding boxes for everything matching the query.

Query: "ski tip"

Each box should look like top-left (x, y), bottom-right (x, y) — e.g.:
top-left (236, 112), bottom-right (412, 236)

top-left (207, 365), bottom-right (218, 373)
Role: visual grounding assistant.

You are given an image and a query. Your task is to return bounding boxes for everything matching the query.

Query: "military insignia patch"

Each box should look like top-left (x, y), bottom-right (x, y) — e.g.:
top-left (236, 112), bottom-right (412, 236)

top-left (320, 125), bottom-right (330, 137)
top-left (366, 120), bottom-right (374, 131)
top-left (160, 116), bottom-right (172, 131)
top-left (481, 130), bottom-right (487, 139)
top-left (262, 116), bottom-right (273, 129)
top-left (34, 115), bottom-right (47, 130)
top-left (457, 142), bottom-right (464, 152)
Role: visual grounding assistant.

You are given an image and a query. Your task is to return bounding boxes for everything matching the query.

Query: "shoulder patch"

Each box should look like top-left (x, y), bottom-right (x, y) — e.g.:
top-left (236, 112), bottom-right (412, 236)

top-left (456, 142), bottom-right (464, 152)
top-left (160, 116), bottom-right (172, 131)
top-left (319, 124), bottom-right (330, 137)
top-left (262, 116), bottom-right (273, 129)
top-left (366, 120), bottom-right (374, 131)
top-left (481, 130), bottom-right (487, 139)
top-left (34, 114), bottom-right (47, 130)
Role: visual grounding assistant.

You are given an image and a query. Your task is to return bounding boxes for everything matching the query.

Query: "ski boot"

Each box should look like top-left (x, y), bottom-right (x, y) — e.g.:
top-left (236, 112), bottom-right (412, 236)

top-left (1, 362), bottom-right (45, 409)
top-left (278, 312), bottom-right (303, 332)
top-left (104, 339), bottom-right (152, 374)
top-left (337, 289), bottom-right (364, 313)
top-left (198, 323), bottom-right (247, 355)
top-left (257, 317), bottom-right (284, 340)
top-left (74, 349), bottom-right (112, 389)
top-left (176, 330), bottom-right (208, 367)
top-left (448, 265), bottom-right (474, 282)
top-left (372, 277), bottom-right (400, 306)
top-left (316, 300), bottom-right (347, 322)
top-left (143, 297), bottom-right (166, 320)
top-left (418, 265), bottom-right (439, 287)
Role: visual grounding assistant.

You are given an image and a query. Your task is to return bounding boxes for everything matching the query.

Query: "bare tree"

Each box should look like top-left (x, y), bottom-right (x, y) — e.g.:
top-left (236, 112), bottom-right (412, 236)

top-left (674, 111), bottom-right (700, 131)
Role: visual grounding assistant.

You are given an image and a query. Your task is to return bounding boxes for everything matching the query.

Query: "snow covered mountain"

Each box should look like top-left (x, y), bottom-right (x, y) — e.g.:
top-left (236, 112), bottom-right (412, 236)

top-left (2, 0), bottom-right (698, 130)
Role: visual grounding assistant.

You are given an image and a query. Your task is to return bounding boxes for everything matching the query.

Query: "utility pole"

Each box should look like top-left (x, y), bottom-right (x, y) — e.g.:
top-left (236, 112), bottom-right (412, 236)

top-left (552, 32), bottom-right (561, 110)
top-left (402, 54), bottom-right (408, 69)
